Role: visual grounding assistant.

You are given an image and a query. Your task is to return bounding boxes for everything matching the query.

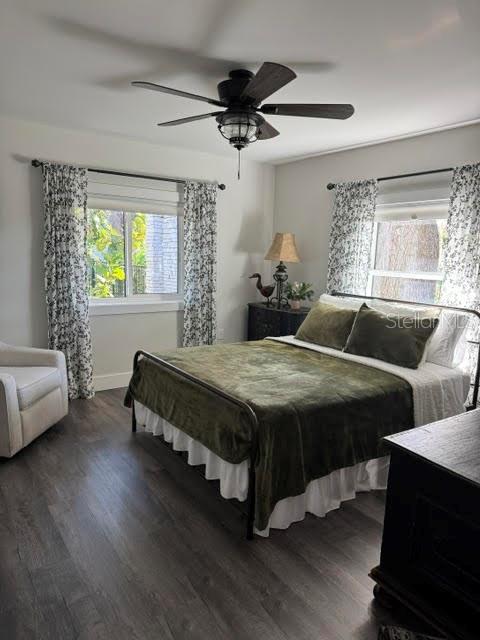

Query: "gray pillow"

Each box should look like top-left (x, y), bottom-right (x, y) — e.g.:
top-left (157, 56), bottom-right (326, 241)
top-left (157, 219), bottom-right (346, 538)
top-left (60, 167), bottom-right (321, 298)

top-left (295, 302), bottom-right (357, 350)
top-left (344, 303), bottom-right (439, 369)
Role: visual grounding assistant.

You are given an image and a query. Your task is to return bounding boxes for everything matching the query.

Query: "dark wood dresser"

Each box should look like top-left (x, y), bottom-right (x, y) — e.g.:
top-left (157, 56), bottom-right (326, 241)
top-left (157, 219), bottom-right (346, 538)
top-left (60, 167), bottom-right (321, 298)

top-left (371, 409), bottom-right (480, 640)
top-left (247, 302), bottom-right (309, 341)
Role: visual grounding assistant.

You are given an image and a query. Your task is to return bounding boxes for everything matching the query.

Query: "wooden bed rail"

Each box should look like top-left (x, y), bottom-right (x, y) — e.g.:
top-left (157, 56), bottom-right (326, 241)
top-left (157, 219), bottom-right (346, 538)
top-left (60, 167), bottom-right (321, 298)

top-left (332, 291), bottom-right (480, 410)
top-left (130, 349), bottom-right (259, 540)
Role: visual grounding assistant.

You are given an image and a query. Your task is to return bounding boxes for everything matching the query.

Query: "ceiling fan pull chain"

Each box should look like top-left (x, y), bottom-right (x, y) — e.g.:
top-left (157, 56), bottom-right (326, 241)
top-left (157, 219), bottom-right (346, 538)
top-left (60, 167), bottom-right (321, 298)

top-left (237, 149), bottom-right (241, 180)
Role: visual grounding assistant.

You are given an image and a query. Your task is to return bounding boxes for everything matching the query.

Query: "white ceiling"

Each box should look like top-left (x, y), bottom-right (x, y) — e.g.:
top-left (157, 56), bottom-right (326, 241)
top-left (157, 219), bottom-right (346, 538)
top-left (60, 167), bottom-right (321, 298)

top-left (1, 0), bottom-right (479, 163)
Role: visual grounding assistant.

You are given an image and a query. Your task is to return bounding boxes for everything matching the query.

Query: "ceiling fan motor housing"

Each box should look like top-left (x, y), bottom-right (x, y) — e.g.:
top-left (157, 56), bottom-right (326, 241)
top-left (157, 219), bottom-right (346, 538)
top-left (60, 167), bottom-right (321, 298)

top-left (217, 69), bottom-right (254, 105)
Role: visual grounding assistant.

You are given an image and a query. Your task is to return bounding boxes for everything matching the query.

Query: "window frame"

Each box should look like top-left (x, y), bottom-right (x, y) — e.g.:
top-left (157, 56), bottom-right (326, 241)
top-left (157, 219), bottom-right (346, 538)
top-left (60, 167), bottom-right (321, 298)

top-left (86, 177), bottom-right (184, 316)
top-left (367, 199), bottom-right (449, 301)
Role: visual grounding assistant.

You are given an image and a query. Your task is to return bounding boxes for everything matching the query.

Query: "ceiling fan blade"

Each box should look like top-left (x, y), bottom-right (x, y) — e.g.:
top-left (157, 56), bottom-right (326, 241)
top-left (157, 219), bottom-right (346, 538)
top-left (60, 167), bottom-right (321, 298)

top-left (260, 103), bottom-right (354, 119)
top-left (240, 62), bottom-right (296, 105)
top-left (157, 111), bottom-right (224, 126)
top-left (132, 81), bottom-right (225, 107)
top-left (257, 119), bottom-right (280, 140)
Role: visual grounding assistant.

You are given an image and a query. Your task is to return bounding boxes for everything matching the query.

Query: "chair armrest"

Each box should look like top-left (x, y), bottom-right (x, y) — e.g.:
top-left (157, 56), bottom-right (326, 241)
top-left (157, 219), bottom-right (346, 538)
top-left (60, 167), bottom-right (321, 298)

top-left (0, 373), bottom-right (23, 457)
top-left (0, 345), bottom-right (69, 412)
top-left (0, 344), bottom-right (64, 368)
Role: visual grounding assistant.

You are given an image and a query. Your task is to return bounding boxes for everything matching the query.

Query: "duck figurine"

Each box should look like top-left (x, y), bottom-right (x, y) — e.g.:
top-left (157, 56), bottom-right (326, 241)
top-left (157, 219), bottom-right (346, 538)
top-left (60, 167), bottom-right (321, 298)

top-left (249, 273), bottom-right (275, 305)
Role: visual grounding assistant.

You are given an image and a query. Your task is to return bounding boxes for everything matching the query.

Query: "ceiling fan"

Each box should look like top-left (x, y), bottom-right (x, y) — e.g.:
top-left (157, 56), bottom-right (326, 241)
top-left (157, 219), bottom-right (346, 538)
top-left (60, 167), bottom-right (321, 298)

top-left (132, 62), bottom-right (354, 175)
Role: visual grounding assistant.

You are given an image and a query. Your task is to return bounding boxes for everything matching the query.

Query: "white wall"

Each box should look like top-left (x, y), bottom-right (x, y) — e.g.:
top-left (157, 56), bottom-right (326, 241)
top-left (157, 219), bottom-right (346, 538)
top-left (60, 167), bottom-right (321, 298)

top-left (274, 124), bottom-right (480, 295)
top-left (0, 115), bottom-right (274, 389)
top-left (3, 116), bottom-right (478, 390)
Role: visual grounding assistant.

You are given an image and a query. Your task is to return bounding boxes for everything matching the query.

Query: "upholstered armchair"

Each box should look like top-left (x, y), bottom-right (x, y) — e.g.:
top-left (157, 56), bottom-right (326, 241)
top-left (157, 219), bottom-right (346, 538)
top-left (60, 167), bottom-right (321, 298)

top-left (0, 342), bottom-right (68, 457)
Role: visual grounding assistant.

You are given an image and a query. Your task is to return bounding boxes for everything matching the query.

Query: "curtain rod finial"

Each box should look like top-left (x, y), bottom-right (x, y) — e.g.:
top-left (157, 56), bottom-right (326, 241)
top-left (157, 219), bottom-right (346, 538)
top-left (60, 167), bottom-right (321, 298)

top-left (326, 182), bottom-right (336, 191)
top-left (219, 183), bottom-right (226, 191)
top-left (31, 159), bottom-right (42, 168)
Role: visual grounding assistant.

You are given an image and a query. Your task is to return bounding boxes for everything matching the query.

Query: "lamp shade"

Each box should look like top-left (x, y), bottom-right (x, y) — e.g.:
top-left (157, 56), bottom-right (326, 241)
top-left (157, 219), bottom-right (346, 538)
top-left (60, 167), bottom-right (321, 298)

top-left (264, 232), bottom-right (301, 263)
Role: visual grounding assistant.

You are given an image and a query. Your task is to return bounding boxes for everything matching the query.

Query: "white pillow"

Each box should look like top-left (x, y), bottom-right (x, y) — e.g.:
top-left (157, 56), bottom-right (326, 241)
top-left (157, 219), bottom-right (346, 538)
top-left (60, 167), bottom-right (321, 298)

top-left (366, 298), bottom-right (437, 318)
top-left (319, 293), bottom-right (364, 311)
top-left (425, 310), bottom-right (470, 368)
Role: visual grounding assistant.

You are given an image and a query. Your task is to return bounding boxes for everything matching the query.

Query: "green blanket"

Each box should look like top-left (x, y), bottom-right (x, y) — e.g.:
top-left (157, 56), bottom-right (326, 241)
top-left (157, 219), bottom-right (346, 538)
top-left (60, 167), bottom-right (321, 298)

top-left (125, 340), bottom-right (413, 530)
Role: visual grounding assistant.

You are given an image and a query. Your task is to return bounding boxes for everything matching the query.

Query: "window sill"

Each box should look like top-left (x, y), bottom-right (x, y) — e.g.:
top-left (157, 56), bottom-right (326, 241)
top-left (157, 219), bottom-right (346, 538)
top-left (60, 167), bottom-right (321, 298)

top-left (89, 299), bottom-right (184, 316)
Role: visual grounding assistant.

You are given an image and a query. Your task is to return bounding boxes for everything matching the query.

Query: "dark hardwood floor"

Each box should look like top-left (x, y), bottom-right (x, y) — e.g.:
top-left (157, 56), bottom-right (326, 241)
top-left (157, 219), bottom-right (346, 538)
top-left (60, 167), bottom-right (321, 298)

top-left (0, 389), bottom-right (421, 639)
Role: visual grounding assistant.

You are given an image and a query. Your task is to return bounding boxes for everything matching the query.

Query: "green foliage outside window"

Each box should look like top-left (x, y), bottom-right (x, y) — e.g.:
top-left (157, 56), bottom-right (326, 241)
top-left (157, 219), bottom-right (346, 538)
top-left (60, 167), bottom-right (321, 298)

top-left (87, 209), bottom-right (147, 298)
top-left (132, 212), bottom-right (147, 271)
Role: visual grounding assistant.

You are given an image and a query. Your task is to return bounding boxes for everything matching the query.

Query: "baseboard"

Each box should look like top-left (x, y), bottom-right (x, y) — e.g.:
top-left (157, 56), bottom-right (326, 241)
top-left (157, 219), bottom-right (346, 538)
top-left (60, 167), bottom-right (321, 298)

top-left (94, 371), bottom-right (131, 391)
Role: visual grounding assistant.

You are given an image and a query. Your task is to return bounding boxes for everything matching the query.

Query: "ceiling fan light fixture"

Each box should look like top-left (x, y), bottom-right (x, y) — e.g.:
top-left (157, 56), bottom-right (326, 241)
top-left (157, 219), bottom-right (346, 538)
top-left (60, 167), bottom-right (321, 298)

top-left (134, 62), bottom-right (355, 179)
top-left (217, 111), bottom-right (263, 150)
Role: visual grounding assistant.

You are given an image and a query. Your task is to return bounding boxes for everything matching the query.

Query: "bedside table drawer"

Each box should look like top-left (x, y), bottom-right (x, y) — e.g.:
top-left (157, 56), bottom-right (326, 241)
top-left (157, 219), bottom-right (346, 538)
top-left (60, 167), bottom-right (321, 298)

top-left (247, 303), bottom-right (309, 341)
top-left (248, 306), bottom-right (281, 340)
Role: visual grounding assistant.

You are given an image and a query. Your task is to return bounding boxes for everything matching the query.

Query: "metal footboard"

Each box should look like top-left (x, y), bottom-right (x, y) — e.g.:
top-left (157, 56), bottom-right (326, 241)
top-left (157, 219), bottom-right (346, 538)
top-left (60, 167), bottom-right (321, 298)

top-left (130, 349), bottom-right (259, 540)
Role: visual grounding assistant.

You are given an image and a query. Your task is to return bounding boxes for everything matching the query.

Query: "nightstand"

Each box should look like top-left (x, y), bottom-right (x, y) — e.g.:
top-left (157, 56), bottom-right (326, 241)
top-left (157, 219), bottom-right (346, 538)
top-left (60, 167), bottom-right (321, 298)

top-left (247, 302), bottom-right (309, 341)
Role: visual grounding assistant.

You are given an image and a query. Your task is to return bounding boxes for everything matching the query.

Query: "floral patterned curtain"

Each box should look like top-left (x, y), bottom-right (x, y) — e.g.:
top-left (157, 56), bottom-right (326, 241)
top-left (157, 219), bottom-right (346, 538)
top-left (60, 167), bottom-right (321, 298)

top-left (42, 163), bottom-right (94, 399)
top-left (326, 179), bottom-right (378, 295)
top-left (183, 181), bottom-right (218, 346)
top-left (440, 162), bottom-right (480, 398)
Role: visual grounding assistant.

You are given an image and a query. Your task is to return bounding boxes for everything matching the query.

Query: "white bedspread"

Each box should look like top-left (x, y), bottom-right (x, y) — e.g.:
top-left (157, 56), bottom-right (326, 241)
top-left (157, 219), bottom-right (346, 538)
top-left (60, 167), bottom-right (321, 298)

top-left (135, 337), bottom-right (470, 536)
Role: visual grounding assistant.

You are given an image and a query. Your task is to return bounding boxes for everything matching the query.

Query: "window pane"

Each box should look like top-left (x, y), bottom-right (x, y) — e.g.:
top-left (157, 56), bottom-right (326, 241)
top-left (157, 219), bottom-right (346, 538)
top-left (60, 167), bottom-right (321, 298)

top-left (131, 212), bottom-right (178, 294)
top-left (374, 219), bottom-right (446, 273)
top-left (371, 275), bottom-right (442, 304)
top-left (87, 209), bottom-right (126, 298)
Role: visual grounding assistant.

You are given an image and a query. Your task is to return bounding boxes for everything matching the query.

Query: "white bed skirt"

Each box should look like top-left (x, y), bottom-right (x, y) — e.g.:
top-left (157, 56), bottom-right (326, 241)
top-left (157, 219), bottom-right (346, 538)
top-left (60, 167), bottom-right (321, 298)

top-left (134, 401), bottom-right (389, 536)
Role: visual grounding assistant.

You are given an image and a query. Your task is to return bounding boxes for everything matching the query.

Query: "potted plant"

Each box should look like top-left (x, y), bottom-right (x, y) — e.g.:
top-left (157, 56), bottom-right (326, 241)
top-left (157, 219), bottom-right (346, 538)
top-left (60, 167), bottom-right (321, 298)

top-left (285, 281), bottom-right (314, 310)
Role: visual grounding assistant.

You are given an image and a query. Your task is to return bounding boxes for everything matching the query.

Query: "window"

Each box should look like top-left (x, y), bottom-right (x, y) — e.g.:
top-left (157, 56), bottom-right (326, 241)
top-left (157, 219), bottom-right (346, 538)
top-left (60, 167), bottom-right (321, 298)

top-left (368, 201), bottom-right (448, 304)
top-left (87, 209), bottom-right (126, 298)
top-left (87, 209), bottom-right (179, 298)
top-left (86, 175), bottom-right (183, 311)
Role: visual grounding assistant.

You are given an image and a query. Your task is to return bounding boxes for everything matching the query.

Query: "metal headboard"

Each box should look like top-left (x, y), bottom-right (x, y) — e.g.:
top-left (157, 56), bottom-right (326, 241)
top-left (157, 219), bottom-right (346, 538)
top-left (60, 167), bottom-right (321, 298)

top-left (332, 291), bottom-right (480, 410)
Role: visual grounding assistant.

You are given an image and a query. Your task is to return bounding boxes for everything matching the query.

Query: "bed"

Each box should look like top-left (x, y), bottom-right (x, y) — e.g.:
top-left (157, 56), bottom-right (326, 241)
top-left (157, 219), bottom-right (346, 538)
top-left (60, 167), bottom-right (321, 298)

top-left (125, 293), bottom-right (479, 539)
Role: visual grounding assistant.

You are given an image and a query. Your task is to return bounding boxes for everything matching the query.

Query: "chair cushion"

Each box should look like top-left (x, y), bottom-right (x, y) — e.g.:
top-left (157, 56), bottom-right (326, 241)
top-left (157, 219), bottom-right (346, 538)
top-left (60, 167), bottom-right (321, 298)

top-left (0, 366), bottom-right (62, 410)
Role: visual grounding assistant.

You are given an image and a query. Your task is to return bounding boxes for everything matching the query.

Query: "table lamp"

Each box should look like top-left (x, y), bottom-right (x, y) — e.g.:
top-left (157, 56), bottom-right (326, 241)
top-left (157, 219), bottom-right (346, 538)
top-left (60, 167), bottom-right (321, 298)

top-left (264, 232), bottom-right (301, 308)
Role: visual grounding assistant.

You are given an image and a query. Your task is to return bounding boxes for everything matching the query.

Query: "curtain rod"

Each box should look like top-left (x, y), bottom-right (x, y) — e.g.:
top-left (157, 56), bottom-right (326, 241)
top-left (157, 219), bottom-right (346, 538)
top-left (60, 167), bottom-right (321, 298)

top-left (31, 159), bottom-right (226, 190)
top-left (326, 166), bottom-right (453, 190)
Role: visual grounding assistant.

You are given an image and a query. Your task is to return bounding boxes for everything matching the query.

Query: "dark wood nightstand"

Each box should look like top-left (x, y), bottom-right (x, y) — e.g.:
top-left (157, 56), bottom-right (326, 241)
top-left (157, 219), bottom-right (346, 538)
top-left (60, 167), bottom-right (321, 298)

top-left (247, 302), bottom-right (309, 341)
